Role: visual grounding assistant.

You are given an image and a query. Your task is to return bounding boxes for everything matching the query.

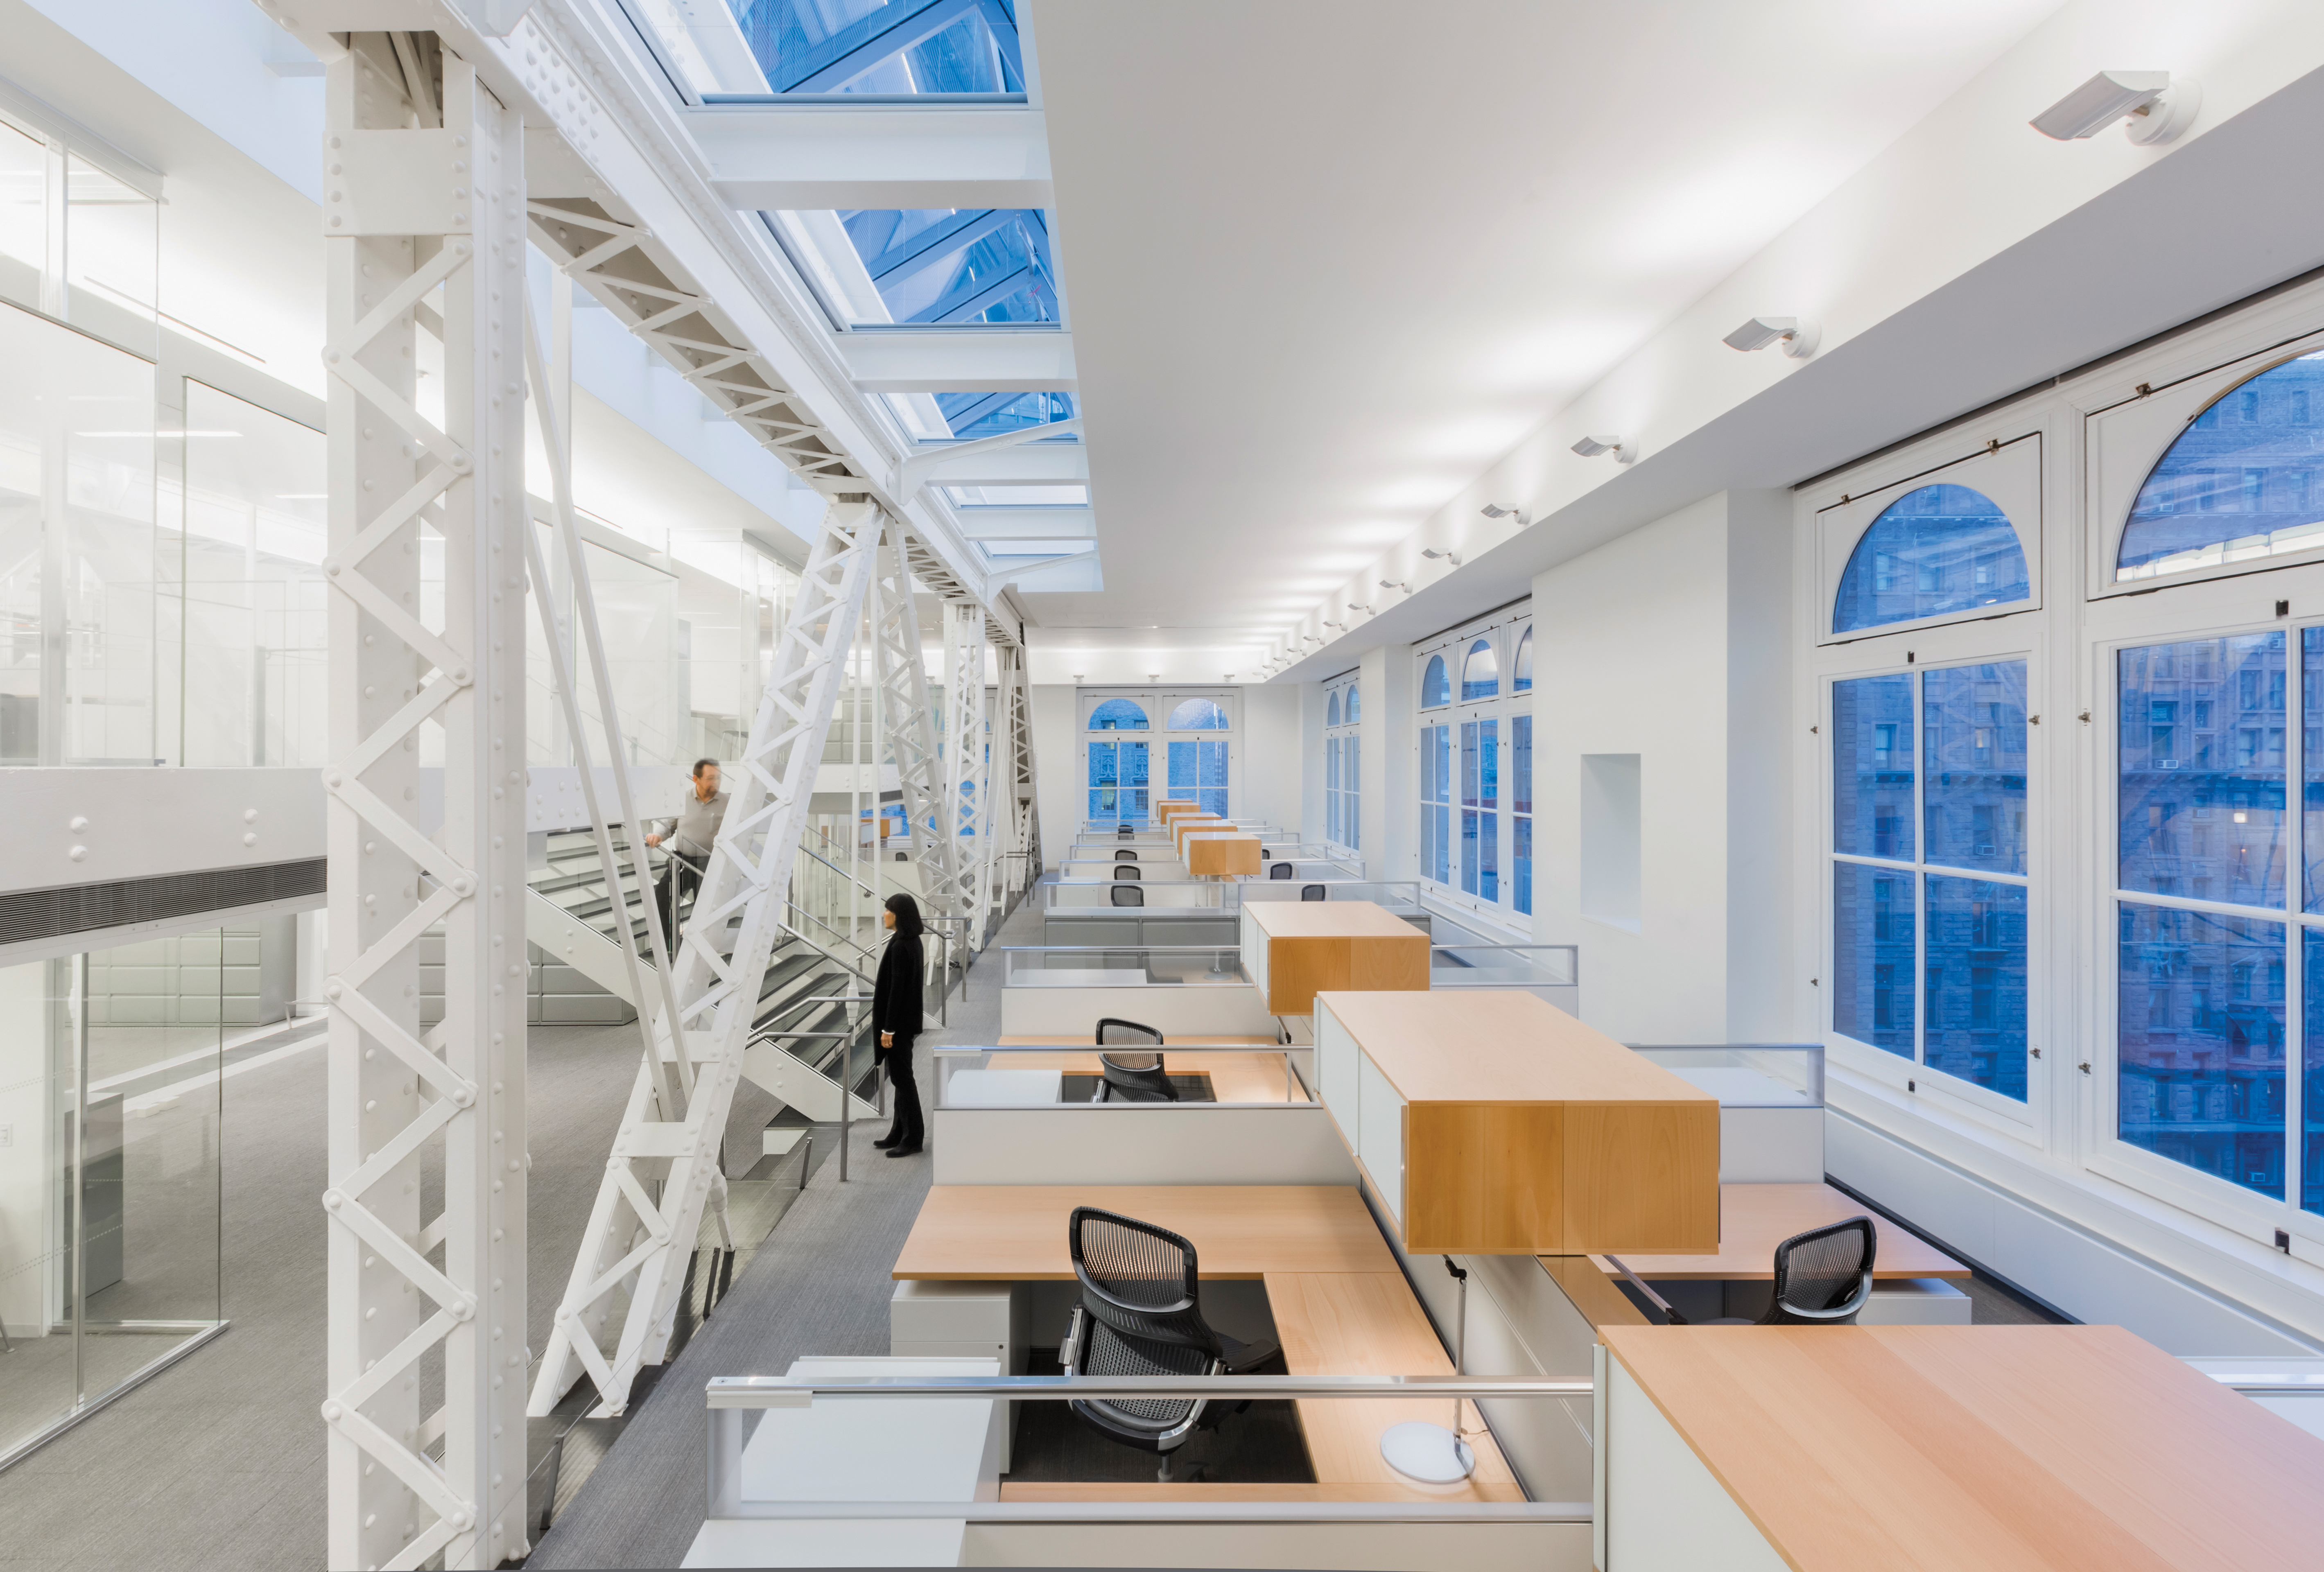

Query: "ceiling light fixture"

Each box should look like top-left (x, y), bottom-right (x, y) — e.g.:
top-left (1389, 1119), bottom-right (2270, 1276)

top-left (2030, 70), bottom-right (2199, 144)
top-left (1302, 636), bottom-right (1325, 647)
top-left (1422, 548), bottom-right (1463, 566)
top-left (1380, 580), bottom-right (1411, 594)
top-left (1480, 503), bottom-right (1528, 525)
top-left (1323, 620), bottom-right (1345, 630)
top-left (1722, 316), bottom-right (1819, 359)
top-left (1347, 603), bottom-right (1375, 616)
top-left (1570, 435), bottom-right (1634, 464)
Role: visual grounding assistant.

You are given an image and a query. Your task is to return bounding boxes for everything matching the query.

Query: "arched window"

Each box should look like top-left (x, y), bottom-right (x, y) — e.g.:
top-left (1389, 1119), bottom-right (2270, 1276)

top-left (1087, 698), bottom-right (1149, 730)
top-left (1166, 698), bottom-right (1229, 730)
top-left (1421, 654), bottom-right (1450, 708)
top-left (1346, 685), bottom-right (1361, 722)
top-left (2117, 354), bottom-right (2324, 582)
top-left (1512, 627), bottom-right (1533, 693)
top-left (1833, 483), bottom-right (2030, 633)
top-left (1326, 690), bottom-right (1341, 727)
top-left (1460, 638), bottom-right (1499, 700)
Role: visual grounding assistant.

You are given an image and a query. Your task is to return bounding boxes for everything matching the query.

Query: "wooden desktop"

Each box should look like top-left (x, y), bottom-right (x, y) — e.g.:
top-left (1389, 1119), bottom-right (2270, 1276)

top-left (1599, 1322), bottom-right (2324, 1570)
top-left (1184, 833), bottom-right (1263, 876)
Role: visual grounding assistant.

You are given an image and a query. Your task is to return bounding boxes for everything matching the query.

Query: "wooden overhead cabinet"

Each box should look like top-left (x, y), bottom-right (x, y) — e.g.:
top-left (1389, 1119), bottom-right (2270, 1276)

top-left (1314, 989), bottom-right (1719, 1256)
top-left (1239, 899), bottom-right (1429, 1017)
top-left (1185, 833), bottom-right (1263, 876)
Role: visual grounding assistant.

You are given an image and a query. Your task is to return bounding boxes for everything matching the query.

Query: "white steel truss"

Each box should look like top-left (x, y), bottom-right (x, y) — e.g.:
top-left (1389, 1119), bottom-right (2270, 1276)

top-left (320, 38), bottom-right (529, 1572)
top-left (942, 602), bottom-right (993, 945)
top-left (871, 515), bottom-right (961, 923)
top-left (996, 641), bottom-right (1040, 901)
top-left (529, 493), bottom-right (881, 1418)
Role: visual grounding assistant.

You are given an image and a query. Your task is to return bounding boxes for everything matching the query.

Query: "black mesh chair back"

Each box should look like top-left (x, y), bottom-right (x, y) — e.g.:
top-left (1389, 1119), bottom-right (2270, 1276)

top-left (1115, 849), bottom-right (1139, 861)
top-left (1269, 862), bottom-right (1293, 879)
top-left (1117, 823), bottom-right (1135, 837)
top-left (1114, 864), bottom-right (1142, 880)
top-left (1766, 1217), bottom-right (1876, 1324)
top-left (1300, 883), bottom-right (1327, 901)
top-left (1110, 883), bottom-right (1144, 907)
top-left (1060, 1207), bottom-right (1283, 1477)
top-left (1093, 1017), bottom-right (1174, 1102)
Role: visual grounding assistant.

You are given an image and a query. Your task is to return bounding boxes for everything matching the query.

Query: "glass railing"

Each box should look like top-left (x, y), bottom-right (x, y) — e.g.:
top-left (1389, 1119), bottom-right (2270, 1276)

top-left (932, 1044), bottom-right (1308, 1108)
top-left (1000, 946), bottom-right (1250, 987)
top-left (1626, 1043), bottom-right (1825, 1107)
top-left (702, 1373), bottom-right (1593, 1536)
top-left (1040, 877), bottom-right (1225, 912)
top-left (1239, 879), bottom-right (1425, 913)
top-left (1429, 944), bottom-right (1580, 996)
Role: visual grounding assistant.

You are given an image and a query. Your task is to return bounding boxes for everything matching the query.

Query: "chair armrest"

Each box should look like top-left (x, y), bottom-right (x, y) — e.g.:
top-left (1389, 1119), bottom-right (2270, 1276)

top-left (1220, 1336), bottom-right (1280, 1373)
top-left (1060, 1304), bottom-right (1085, 1371)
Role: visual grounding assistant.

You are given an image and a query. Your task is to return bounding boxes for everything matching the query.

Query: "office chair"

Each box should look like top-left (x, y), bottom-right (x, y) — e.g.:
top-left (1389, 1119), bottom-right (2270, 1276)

top-left (1115, 849), bottom-right (1139, 861)
top-left (1269, 863), bottom-right (1293, 880)
top-left (1060, 1207), bottom-right (1280, 1480)
top-left (1612, 1217), bottom-right (1876, 1327)
top-left (1114, 864), bottom-right (1142, 880)
top-left (1117, 824), bottom-right (1136, 838)
top-left (1110, 883), bottom-right (1145, 907)
top-left (1300, 883), bottom-right (1326, 901)
top-left (1092, 1018), bottom-right (1176, 1102)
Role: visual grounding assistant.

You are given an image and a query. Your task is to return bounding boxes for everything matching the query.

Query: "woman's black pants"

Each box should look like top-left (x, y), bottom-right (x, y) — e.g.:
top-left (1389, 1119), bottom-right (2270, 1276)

top-left (884, 1034), bottom-right (924, 1148)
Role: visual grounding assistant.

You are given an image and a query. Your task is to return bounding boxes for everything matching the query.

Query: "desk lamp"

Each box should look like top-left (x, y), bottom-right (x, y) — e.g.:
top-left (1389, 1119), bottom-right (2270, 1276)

top-left (1380, 1258), bottom-right (1477, 1483)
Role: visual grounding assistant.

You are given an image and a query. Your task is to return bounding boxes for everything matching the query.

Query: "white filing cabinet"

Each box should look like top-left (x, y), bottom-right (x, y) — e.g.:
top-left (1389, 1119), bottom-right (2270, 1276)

top-left (891, 1280), bottom-right (1027, 1471)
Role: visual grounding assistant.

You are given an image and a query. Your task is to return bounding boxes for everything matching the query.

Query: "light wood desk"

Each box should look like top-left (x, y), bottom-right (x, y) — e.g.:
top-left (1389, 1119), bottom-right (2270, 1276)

top-left (1169, 815), bottom-right (1229, 855)
top-left (1600, 1324), bottom-right (2324, 1570)
top-left (987, 1044), bottom-right (1307, 1103)
top-left (1316, 989), bottom-right (1719, 1255)
top-left (1155, 800), bottom-right (1200, 824)
top-left (1240, 899), bottom-right (1429, 1017)
top-left (1583, 1181), bottom-right (1969, 1281)
top-left (897, 1186), bottom-right (1520, 1501)
top-left (893, 1185), bottom-right (1396, 1280)
top-left (1185, 833), bottom-right (1262, 877)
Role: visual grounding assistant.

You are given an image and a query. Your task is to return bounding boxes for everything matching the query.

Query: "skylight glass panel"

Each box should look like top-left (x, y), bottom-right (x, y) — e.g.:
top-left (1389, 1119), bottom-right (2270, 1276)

top-left (843, 208), bottom-right (1058, 324)
top-left (943, 485), bottom-right (1089, 506)
top-left (883, 390), bottom-right (1076, 442)
top-left (633, 0), bottom-right (1025, 100)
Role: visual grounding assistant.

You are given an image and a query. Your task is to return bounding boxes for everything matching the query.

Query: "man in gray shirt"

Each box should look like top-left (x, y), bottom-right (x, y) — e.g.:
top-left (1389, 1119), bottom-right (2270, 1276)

top-left (647, 759), bottom-right (727, 951)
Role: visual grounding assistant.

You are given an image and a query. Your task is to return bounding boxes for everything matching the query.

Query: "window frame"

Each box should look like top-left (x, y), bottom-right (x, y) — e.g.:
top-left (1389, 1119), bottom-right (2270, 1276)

top-left (1820, 638), bottom-right (2041, 1128)
top-left (1415, 612), bottom-right (1531, 926)
top-left (1815, 435), bottom-right (2044, 646)
top-left (1078, 686), bottom-right (1238, 825)
top-left (1324, 671), bottom-right (1360, 858)
top-left (2087, 327), bottom-right (2324, 601)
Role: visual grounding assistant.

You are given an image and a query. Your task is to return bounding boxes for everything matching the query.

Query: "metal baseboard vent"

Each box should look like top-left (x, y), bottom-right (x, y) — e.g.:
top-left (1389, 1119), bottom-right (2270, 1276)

top-left (0, 858), bottom-right (327, 946)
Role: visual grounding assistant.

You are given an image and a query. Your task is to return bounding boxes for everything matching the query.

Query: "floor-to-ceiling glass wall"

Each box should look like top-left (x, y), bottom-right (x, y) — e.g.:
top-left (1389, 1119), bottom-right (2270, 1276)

top-left (0, 934), bottom-right (226, 1466)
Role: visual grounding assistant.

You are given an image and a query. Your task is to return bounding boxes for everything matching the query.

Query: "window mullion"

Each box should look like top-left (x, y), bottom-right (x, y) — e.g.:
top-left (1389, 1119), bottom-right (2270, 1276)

top-left (1916, 669), bottom-right (1929, 1072)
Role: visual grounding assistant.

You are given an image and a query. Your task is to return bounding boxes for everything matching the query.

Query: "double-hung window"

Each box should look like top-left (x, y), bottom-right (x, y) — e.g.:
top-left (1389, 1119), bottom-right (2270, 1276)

top-left (1831, 662), bottom-right (2031, 1099)
top-left (1324, 676), bottom-right (1360, 854)
top-left (1417, 612), bottom-right (1531, 923)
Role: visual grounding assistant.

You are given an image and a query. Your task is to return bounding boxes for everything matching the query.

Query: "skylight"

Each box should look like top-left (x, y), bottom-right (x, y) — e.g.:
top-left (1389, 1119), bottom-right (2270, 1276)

top-left (884, 390), bottom-right (1076, 442)
top-left (631, 0), bottom-right (1025, 101)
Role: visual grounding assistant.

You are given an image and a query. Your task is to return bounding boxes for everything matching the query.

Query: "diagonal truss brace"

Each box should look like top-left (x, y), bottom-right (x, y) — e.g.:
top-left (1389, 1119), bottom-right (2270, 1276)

top-left (529, 493), bottom-right (882, 1418)
top-left (870, 514), bottom-right (961, 925)
top-left (943, 601), bottom-right (993, 947)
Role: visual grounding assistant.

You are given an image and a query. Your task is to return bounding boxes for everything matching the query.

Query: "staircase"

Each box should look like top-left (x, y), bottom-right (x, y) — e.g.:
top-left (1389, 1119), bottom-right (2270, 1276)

top-left (523, 829), bottom-right (881, 1127)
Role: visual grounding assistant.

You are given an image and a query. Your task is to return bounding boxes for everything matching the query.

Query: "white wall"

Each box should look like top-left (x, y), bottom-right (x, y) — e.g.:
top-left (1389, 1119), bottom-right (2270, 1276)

top-left (1029, 683), bottom-right (1079, 863)
top-left (1528, 492), bottom-right (1791, 1043)
top-left (1234, 683), bottom-right (1303, 833)
top-left (1360, 643), bottom-right (1412, 885)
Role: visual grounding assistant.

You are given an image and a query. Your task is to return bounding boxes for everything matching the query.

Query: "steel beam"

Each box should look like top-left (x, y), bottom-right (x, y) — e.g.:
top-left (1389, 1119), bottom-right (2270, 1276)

top-left (942, 603), bottom-right (992, 946)
top-left (870, 515), bottom-right (961, 925)
top-left (953, 505), bottom-right (1095, 540)
top-left (841, 328), bottom-right (1076, 393)
top-left (906, 438), bottom-right (1087, 490)
top-left (319, 36), bottom-right (529, 1572)
top-left (687, 106), bottom-right (1051, 210)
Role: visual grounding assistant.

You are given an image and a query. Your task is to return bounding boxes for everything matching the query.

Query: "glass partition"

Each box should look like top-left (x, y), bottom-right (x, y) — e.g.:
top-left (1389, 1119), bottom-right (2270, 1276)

top-left (934, 1045), bottom-right (1308, 1108)
top-left (703, 1373), bottom-right (1592, 1530)
top-left (0, 933), bottom-right (230, 1466)
top-left (1001, 946), bottom-right (1249, 988)
top-left (1627, 1043), bottom-right (1826, 1108)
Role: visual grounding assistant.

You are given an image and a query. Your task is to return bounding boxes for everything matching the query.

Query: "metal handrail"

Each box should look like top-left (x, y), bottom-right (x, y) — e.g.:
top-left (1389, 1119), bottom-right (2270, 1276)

top-left (709, 1373), bottom-right (1591, 1403)
top-left (797, 841), bottom-right (880, 902)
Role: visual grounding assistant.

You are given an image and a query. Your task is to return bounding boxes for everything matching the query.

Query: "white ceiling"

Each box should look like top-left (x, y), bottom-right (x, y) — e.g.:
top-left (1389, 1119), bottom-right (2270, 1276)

top-left (1027, 0), bottom-right (2065, 637)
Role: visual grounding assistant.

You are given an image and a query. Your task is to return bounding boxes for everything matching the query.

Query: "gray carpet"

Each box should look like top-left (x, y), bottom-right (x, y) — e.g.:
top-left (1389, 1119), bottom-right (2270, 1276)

top-left (526, 903), bottom-right (1028, 1570)
top-left (0, 1013), bottom-right (770, 1572)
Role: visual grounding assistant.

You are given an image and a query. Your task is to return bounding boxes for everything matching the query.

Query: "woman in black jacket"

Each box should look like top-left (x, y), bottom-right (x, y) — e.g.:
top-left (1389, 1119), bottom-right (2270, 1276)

top-left (871, 892), bottom-right (926, 1156)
